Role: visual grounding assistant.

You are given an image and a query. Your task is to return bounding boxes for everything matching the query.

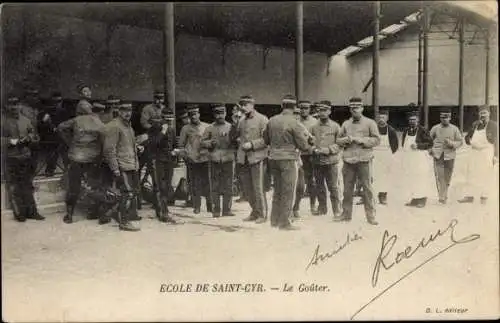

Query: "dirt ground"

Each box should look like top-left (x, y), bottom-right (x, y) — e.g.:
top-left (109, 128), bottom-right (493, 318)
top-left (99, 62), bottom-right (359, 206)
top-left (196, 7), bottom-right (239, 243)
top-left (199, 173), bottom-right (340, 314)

top-left (2, 160), bottom-right (499, 321)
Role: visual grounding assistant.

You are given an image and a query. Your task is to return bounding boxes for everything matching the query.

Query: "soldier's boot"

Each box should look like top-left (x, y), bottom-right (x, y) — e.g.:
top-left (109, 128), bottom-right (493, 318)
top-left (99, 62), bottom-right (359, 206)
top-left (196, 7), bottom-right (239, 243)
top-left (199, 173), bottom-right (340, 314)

top-left (10, 193), bottom-right (26, 222)
top-left (63, 204), bottom-right (75, 224)
top-left (221, 195), bottom-right (235, 217)
top-left (86, 203), bottom-right (100, 220)
top-left (25, 193), bottom-right (45, 220)
top-left (206, 200), bottom-right (213, 213)
top-left (159, 199), bottom-right (177, 224)
top-left (119, 209), bottom-right (140, 232)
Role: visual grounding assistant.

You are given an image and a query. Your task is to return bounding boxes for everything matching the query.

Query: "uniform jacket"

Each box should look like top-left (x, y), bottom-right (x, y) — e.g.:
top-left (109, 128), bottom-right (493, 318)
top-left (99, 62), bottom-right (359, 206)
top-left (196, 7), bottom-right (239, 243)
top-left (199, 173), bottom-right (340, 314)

top-left (103, 117), bottom-right (139, 172)
top-left (37, 103), bottom-right (69, 142)
top-left (140, 103), bottom-right (163, 130)
top-left (19, 102), bottom-right (39, 127)
top-left (310, 118), bottom-right (342, 165)
top-left (154, 124), bottom-right (177, 163)
top-left (378, 124), bottom-right (399, 153)
top-left (57, 113), bottom-right (105, 163)
top-left (299, 116), bottom-right (318, 156)
top-left (76, 99), bottom-right (93, 116)
top-left (236, 110), bottom-right (269, 164)
top-left (465, 120), bottom-right (498, 157)
top-left (1, 114), bottom-right (39, 159)
top-left (401, 125), bottom-right (433, 150)
top-left (264, 111), bottom-right (311, 161)
top-left (337, 116), bottom-right (381, 164)
top-left (201, 121), bottom-right (236, 163)
top-left (179, 122), bottom-right (210, 163)
top-left (429, 123), bottom-right (463, 160)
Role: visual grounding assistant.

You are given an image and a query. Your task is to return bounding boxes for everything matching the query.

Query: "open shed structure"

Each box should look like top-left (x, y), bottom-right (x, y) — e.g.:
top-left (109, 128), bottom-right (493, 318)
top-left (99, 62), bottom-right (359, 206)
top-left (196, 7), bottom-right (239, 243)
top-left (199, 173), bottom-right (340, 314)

top-left (1, 1), bottom-right (498, 131)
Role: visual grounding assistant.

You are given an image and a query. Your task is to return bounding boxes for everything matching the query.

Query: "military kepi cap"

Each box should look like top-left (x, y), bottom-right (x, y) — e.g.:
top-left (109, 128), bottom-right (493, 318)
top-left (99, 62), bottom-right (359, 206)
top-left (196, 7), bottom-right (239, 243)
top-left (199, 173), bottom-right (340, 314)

top-left (379, 109), bottom-right (389, 116)
top-left (348, 97), bottom-right (363, 107)
top-left (316, 100), bottom-right (331, 110)
top-left (7, 95), bottom-right (20, 104)
top-left (178, 110), bottom-right (189, 119)
top-left (298, 100), bottom-right (312, 108)
top-left (282, 94), bottom-right (297, 105)
top-left (187, 104), bottom-right (199, 114)
top-left (478, 105), bottom-right (490, 112)
top-left (119, 102), bottom-right (133, 110)
top-left (161, 109), bottom-right (175, 120)
top-left (239, 95), bottom-right (255, 104)
top-left (106, 95), bottom-right (120, 104)
top-left (51, 92), bottom-right (63, 101)
top-left (439, 107), bottom-right (452, 115)
top-left (213, 104), bottom-right (226, 114)
top-left (407, 110), bottom-right (419, 118)
top-left (154, 90), bottom-right (165, 99)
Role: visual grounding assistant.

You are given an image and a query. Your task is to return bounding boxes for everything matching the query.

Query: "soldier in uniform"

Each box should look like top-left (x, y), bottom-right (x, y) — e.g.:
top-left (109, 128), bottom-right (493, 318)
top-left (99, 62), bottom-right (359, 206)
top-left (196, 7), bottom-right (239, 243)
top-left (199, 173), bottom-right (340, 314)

top-left (178, 109), bottom-right (193, 207)
top-left (141, 90), bottom-right (165, 132)
top-left (429, 107), bottom-right (463, 204)
top-left (292, 104), bottom-right (306, 218)
top-left (103, 103), bottom-right (141, 231)
top-left (177, 105), bottom-right (212, 214)
top-left (38, 91), bottom-right (70, 176)
top-left (57, 101), bottom-right (106, 224)
top-left (75, 84), bottom-right (93, 116)
top-left (264, 95), bottom-right (311, 230)
top-left (336, 97), bottom-right (380, 225)
top-left (297, 100), bottom-right (319, 213)
top-left (235, 95), bottom-right (269, 223)
top-left (19, 88), bottom-right (41, 127)
top-left (310, 101), bottom-right (342, 217)
top-left (150, 109), bottom-right (178, 223)
top-left (231, 104), bottom-right (247, 203)
top-left (2, 95), bottom-right (44, 222)
top-left (201, 104), bottom-right (237, 218)
top-left (372, 109), bottom-right (399, 205)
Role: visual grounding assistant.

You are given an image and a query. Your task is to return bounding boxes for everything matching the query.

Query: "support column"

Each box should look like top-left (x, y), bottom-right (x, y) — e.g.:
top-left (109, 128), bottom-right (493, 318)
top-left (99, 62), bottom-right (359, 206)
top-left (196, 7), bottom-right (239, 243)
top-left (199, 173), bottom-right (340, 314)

top-left (417, 3), bottom-right (423, 107)
top-left (485, 26), bottom-right (490, 106)
top-left (372, 1), bottom-right (380, 117)
top-left (458, 16), bottom-right (465, 132)
top-left (295, 1), bottom-right (303, 101)
top-left (165, 2), bottom-right (176, 131)
top-left (423, 5), bottom-right (430, 129)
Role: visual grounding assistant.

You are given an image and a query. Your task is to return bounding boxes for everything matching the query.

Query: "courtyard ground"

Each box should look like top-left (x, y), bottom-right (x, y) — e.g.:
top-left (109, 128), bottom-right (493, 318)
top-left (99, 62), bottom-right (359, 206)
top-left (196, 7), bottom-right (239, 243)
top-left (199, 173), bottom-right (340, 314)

top-left (2, 156), bottom-right (499, 321)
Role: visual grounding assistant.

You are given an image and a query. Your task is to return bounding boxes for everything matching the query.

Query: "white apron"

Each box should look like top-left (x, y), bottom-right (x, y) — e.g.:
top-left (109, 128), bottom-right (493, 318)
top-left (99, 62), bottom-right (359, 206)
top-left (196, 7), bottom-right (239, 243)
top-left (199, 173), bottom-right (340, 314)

top-left (372, 133), bottom-right (393, 193)
top-left (466, 127), bottom-right (495, 197)
top-left (401, 132), bottom-right (436, 199)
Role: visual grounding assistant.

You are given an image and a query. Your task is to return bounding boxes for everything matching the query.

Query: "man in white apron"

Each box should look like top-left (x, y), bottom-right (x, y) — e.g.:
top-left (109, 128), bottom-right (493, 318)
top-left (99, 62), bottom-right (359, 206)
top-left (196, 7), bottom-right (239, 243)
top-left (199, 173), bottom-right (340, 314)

top-left (458, 105), bottom-right (498, 204)
top-left (372, 109), bottom-right (399, 205)
top-left (401, 110), bottom-right (435, 207)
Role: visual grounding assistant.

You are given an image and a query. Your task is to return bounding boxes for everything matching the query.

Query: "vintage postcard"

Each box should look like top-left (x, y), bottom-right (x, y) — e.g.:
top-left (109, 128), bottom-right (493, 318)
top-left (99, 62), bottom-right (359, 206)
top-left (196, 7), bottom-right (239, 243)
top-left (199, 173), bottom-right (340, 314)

top-left (1, 1), bottom-right (498, 321)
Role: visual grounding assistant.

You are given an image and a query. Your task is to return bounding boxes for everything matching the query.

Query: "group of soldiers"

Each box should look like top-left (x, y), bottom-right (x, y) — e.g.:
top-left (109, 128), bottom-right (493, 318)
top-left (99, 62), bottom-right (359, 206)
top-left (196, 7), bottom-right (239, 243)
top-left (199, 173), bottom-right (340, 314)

top-left (2, 85), bottom-right (498, 231)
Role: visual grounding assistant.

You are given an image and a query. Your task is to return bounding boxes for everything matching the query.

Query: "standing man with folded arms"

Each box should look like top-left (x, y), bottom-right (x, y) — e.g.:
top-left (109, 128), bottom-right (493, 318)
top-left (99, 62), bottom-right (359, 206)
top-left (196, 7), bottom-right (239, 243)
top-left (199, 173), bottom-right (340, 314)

top-left (336, 97), bottom-right (380, 225)
top-left (235, 95), bottom-right (269, 224)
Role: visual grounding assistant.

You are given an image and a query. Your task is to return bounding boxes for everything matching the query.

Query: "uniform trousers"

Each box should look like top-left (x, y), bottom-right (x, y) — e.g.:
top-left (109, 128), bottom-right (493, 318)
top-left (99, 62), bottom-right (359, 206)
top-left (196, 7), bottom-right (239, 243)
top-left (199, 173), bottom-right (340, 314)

top-left (209, 161), bottom-right (234, 213)
top-left (269, 159), bottom-right (299, 228)
top-left (188, 161), bottom-right (211, 210)
top-left (315, 163), bottom-right (341, 214)
top-left (341, 161), bottom-right (376, 220)
top-left (301, 155), bottom-right (317, 207)
top-left (156, 160), bottom-right (175, 215)
top-left (115, 170), bottom-right (139, 222)
top-left (433, 154), bottom-right (455, 201)
top-left (66, 161), bottom-right (101, 207)
top-left (239, 160), bottom-right (268, 219)
top-left (293, 166), bottom-right (306, 212)
top-left (5, 157), bottom-right (37, 218)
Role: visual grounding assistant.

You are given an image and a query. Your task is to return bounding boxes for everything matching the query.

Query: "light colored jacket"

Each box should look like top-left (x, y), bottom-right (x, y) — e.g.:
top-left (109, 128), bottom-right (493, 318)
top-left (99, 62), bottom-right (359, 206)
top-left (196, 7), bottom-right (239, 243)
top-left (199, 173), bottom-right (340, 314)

top-left (201, 121), bottom-right (236, 163)
top-left (103, 117), bottom-right (139, 172)
top-left (236, 110), bottom-right (268, 164)
top-left (337, 116), bottom-right (380, 164)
